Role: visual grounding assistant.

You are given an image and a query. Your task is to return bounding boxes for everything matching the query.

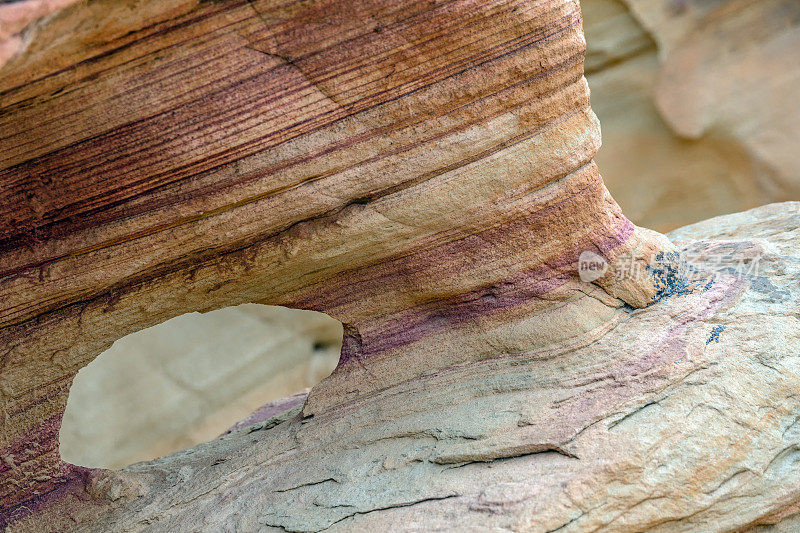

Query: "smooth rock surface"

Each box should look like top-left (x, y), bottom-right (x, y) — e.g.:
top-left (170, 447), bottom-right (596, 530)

top-left (585, 0), bottom-right (800, 231)
top-left (0, 0), bottom-right (79, 70)
top-left (60, 304), bottom-right (341, 470)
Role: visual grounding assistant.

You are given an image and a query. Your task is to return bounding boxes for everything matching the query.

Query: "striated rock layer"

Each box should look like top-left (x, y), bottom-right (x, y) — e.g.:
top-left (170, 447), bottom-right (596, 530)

top-left (1, 0), bottom-right (671, 523)
top-left (43, 0), bottom-right (800, 474)
top-left (5, 202), bottom-right (800, 532)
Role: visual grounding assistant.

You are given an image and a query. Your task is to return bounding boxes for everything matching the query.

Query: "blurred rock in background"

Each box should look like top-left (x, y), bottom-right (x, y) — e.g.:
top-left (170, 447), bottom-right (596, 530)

top-left (60, 0), bottom-right (800, 469)
top-left (60, 305), bottom-right (341, 469)
top-left (585, 0), bottom-right (799, 232)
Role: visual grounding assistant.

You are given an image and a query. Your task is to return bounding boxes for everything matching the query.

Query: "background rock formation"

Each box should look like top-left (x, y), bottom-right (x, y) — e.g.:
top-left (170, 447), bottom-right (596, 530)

top-left (0, 0), bottom-right (79, 71)
top-left (60, 305), bottom-right (341, 469)
top-left (0, 0), bottom-right (673, 521)
top-left (584, 0), bottom-right (800, 231)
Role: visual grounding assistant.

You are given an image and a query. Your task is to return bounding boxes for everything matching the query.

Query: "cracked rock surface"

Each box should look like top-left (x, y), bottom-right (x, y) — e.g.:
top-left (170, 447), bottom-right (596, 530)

top-left (0, 0), bottom-right (674, 513)
top-left (10, 202), bottom-right (800, 532)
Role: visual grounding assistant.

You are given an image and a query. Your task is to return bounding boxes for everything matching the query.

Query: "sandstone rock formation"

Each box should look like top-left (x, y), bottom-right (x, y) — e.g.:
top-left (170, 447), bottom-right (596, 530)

top-left (57, 0), bottom-right (800, 470)
top-left (6, 202), bottom-right (800, 532)
top-left (2, 0), bottom-right (798, 531)
top-left (582, 0), bottom-right (800, 231)
top-left (639, 0), bottom-right (800, 201)
top-left (0, 0), bottom-right (674, 522)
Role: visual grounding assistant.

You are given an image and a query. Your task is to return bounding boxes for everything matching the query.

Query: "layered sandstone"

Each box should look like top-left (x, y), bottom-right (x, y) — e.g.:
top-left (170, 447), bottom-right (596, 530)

top-left (0, 0), bottom-right (674, 522)
top-left (5, 202), bottom-right (800, 532)
top-left (47, 0), bottom-right (800, 471)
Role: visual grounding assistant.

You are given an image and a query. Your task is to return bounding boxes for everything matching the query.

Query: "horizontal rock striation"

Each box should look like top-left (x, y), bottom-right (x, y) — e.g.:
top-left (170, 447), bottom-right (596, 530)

top-left (0, 0), bottom-right (674, 524)
top-left (5, 202), bottom-right (800, 532)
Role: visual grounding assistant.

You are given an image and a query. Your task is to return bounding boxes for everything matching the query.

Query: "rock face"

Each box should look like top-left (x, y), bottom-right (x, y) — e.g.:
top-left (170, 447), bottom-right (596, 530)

top-left (5, 202), bottom-right (800, 532)
top-left (42, 0), bottom-right (800, 472)
top-left (582, 0), bottom-right (800, 231)
top-left (0, 0), bottom-right (674, 521)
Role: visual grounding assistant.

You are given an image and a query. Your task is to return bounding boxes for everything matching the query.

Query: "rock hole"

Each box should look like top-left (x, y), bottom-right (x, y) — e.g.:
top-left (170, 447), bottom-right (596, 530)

top-left (59, 304), bottom-right (342, 469)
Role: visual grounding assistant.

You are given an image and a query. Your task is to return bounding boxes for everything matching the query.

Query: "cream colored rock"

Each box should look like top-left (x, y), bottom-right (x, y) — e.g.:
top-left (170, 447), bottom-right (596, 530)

top-left (622, 0), bottom-right (800, 199)
top-left (60, 305), bottom-right (341, 469)
top-left (581, 0), bottom-right (652, 74)
top-left (9, 202), bottom-right (800, 532)
top-left (587, 49), bottom-right (770, 231)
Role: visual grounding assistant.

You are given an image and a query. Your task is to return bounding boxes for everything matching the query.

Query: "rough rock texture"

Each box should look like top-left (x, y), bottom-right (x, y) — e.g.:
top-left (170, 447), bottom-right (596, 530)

top-left (0, 0), bottom-right (675, 520)
top-left (582, 0), bottom-right (800, 231)
top-left (6, 202), bottom-right (800, 532)
top-left (52, 0), bottom-right (800, 471)
top-left (60, 304), bottom-right (341, 470)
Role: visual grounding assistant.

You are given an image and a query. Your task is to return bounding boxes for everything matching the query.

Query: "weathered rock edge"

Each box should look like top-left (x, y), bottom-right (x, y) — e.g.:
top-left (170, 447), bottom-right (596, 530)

top-left (0, 0), bottom-right (674, 515)
top-left (6, 202), bottom-right (800, 532)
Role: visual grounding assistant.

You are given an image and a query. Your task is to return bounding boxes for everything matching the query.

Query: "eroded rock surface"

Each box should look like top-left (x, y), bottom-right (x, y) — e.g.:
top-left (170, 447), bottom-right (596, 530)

top-left (0, 0), bottom-right (672, 519)
top-left (8, 202), bottom-right (800, 532)
top-left (30, 1), bottom-right (800, 474)
top-left (4, 0), bottom-right (798, 529)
